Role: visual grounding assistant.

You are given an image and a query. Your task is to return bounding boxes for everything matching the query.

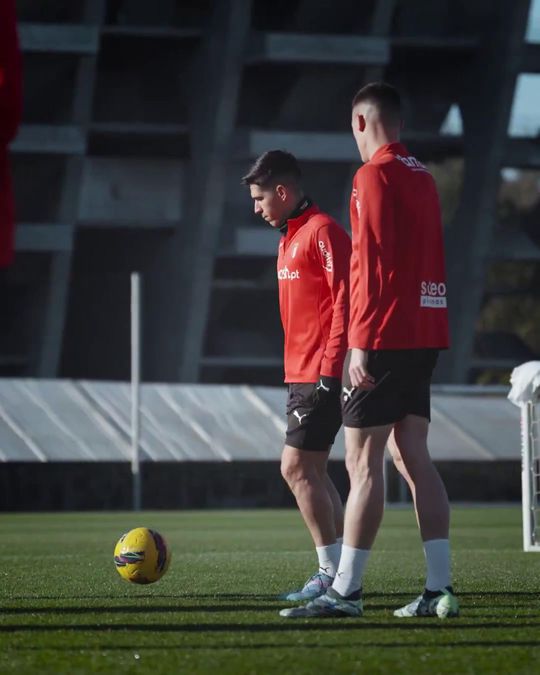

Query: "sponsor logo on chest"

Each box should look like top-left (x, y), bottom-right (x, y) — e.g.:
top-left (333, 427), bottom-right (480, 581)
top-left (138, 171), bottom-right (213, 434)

top-left (278, 266), bottom-right (300, 281)
top-left (278, 240), bottom-right (301, 280)
top-left (420, 280), bottom-right (447, 308)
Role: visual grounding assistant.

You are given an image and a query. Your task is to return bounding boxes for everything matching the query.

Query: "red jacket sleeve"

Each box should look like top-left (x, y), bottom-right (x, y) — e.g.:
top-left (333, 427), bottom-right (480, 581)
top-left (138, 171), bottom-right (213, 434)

top-left (348, 164), bottom-right (395, 348)
top-left (0, 0), bottom-right (22, 268)
top-left (316, 222), bottom-right (351, 378)
top-left (0, 0), bottom-right (22, 145)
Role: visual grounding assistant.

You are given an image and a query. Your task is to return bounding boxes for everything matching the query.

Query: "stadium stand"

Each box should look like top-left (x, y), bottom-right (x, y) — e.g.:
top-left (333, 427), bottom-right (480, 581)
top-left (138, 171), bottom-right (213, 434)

top-left (0, 380), bottom-right (521, 508)
top-left (4, 0), bottom-right (539, 385)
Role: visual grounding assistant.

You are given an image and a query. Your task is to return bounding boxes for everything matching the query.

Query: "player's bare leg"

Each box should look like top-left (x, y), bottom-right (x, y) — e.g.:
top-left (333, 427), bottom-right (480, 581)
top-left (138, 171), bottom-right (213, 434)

top-left (342, 425), bottom-right (392, 548)
top-left (388, 415), bottom-right (457, 618)
top-left (324, 472), bottom-right (344, 538)
top-left (280, 426), bottom-right (390, 618)
top-left (279, 445), bottom-right (343, 601)
top-left (281, 445), bottom-right (337, 546)
top-left (387, 417), bottom-right (449, 540)
top-left (327, 424), bottom-right (391, 598)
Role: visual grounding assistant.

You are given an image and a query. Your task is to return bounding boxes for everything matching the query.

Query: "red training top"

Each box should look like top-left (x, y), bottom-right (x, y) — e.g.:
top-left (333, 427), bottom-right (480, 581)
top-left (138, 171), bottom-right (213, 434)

top-left (278, 202), bottom-right (351, 383)
top-left (348, 142), bottom-right (449, 350)
top-left (0, 0), bottom-right (22, 268)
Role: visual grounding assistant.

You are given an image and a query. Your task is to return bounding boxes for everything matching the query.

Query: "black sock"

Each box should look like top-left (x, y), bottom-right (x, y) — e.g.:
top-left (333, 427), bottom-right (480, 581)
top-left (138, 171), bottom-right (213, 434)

top-left (423, 585), bottom-right (454, 600)
top-left (329, 587), bottom-right (362, 601)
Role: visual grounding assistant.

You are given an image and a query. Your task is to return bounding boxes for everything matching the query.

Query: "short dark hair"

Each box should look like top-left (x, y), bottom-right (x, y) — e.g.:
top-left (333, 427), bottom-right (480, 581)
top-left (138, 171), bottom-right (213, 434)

top-left (241, 150), bottom-right (301, 188)
top-left (351, 82), bottom-right (401, 124)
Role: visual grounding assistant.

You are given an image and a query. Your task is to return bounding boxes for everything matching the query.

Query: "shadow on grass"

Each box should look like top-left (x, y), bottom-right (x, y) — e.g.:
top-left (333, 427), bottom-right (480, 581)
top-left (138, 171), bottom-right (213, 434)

top-left (7, 591), bottom-right (540, 603)
top-left (2, 621), bottom-right (540, 633)
top-left (6, 593), bottom-right (279, 602)
top-left (6, 640), bottom-right (540, 651)
top-left (0, 604), bottom-right (279, 615)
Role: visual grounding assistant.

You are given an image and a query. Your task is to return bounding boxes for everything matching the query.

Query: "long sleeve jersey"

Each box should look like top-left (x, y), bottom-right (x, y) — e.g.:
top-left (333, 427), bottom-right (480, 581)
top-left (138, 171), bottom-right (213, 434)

top-left (348, 143), bottom-right (449, 350)
top-left (278, 203), bottom-right (351, 382)
top-left (0, 0), bottom-right (22, 268)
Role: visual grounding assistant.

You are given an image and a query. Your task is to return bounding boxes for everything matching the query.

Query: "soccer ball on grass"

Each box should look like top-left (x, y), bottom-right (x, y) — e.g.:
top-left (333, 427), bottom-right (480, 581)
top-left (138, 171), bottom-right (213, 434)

top-left (114, 527), bottom-right (171, 584)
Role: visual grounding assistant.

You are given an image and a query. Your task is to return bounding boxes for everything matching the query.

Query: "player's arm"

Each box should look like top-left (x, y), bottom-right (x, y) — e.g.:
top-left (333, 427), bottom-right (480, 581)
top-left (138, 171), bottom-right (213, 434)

top-left (316, 222), bottom-right (352, 384)
top-left (348, 166), bottom-right (394, 388)
top-left (0, 0), bottom-right (22, 145)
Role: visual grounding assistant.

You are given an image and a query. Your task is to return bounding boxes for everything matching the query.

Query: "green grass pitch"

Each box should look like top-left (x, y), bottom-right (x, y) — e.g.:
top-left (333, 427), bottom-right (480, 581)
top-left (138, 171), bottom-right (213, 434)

top-left (1, 507), bottom-right (539, 674)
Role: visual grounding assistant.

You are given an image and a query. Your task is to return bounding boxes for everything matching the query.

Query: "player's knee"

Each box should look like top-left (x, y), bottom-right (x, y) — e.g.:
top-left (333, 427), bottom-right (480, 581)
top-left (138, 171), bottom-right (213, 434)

top-left (345, 449), bottom-right (377, 483)
top-left (280, 454), bottom-right (311, 488)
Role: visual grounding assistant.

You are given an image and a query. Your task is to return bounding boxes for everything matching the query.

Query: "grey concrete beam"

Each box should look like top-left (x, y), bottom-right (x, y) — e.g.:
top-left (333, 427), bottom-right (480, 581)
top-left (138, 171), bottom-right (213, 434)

top-left (246, 32), bottom-right (390, 65)
top-left (35, 0), bottom-right (107, 378)
top-left (200, 356), bottom-right (282, 368)
top-left (19, 23), bottom-right (99, 54)
top-left (391, 36), bottom-right (478, 50)
top-left (235, 128), bottom-right (463, 162)
top-left (232, 227), bottom-right (279, 257)
top-left (340, 0), bottom-right (397, 226)
top-left (89, 122), bottom-right (189, 136)
top-left (36, 252), bottom-right (73, 378)
top-left (15, 224), bottom-right (73, 252)
top-left (11, 125), bottom-right (86, 155)
top-left (440, 0), bottom-right (532, 383)
top-left (236, 129), bottom-right (357, 162)
top-left (101, 25), bottom-right (201, 39)
top-left (173, 0), bottom-right (253, 382)
top-left (77, 219), bottom-right (177, 230)
top-left (78, 158), bottom-right (184, 225)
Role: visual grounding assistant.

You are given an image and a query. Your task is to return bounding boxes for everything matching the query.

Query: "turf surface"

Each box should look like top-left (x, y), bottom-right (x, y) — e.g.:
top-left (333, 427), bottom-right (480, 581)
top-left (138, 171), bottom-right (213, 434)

top-left (0, 507), bottom-right (539, 674)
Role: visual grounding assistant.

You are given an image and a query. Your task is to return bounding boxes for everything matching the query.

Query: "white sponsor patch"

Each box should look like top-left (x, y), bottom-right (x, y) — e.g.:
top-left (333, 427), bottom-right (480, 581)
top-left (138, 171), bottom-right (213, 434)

top-left (352, 188), bottom-right (361, 218)
top-left (278, 266), bottom-right (300, 280)
top-left (318, 240), bottom-right (333, 272)
top-left (420, 280), bottom-right (447, 308)
top-left (396, 154), bottom-right (429, 173)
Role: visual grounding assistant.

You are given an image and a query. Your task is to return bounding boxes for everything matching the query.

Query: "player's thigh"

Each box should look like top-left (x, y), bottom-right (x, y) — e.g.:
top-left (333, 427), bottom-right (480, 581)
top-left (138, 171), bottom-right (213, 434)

top-left (342, 350), bottom-right (404, 428)
top-left (285, 383), bottom-right (342, 452)
top-left (281, 444), bottom-right (331, 479)
top-left (393, 414), bottom-right (431, 468)
top-left (344, 424), bottom-right (392, 475)
top-left (397, 349), bottom-right (439, 420)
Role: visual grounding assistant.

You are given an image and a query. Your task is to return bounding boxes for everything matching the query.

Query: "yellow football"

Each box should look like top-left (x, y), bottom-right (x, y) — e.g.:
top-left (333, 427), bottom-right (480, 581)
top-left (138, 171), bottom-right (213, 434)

top-left (113, 527), bottom-right (171, 584)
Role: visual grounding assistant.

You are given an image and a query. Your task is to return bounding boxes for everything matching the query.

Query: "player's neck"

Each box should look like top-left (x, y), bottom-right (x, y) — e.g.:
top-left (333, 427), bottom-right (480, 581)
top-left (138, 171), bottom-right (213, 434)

top-left (366, 131), bottom-right (400, 161)
top-left (279, 194), bottom-right (311, 233)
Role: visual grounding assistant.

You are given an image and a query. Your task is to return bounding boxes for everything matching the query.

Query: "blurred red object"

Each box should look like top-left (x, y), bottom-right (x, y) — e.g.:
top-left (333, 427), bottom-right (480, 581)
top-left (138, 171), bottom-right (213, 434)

top-left (0, 0), bottom-right (22, 268)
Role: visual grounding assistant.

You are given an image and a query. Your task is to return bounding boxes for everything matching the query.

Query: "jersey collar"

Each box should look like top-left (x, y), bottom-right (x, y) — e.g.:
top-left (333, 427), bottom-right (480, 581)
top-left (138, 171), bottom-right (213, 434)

top-left (280, 197), bottom-right (319, 236)
top-left (370, 142), bottom-right (408, 163)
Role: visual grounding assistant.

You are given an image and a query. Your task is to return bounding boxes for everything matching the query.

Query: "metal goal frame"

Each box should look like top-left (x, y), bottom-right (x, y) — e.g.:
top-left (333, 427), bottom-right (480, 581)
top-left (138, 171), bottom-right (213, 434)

top-left (521, 401), bottom-right (540, 552)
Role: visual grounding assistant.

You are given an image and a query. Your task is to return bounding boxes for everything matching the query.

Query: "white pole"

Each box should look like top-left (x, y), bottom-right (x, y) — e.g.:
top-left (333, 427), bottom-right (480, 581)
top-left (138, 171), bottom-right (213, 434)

top-left (131, 272), bottom-right (141, 512)
top-left (521, 402), bottom-right (532, 551)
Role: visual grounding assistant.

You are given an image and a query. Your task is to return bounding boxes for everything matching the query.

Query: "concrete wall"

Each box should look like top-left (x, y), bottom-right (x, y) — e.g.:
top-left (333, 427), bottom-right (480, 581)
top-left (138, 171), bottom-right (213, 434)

top-left (0, 460), bottom-right (521, 511)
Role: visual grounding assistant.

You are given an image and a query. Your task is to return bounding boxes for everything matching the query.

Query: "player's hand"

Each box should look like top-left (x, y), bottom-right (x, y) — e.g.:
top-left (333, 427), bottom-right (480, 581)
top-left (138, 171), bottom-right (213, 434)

top-left (348, 348), bottom-right (375, 390)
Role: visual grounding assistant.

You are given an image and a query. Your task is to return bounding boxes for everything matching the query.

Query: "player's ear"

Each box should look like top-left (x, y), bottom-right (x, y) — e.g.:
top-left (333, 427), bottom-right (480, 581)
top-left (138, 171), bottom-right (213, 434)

top-left (358, 114), bottom-right (366, 133)
top-left (276, 184), bottom-right (287, 201)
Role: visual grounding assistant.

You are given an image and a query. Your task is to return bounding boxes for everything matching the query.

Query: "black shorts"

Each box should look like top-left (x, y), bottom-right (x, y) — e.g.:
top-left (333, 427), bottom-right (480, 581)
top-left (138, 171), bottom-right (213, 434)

top-left (285, 382), bottom-right (342, 451)
top-left (341, 349), bottom-right (439, 429)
